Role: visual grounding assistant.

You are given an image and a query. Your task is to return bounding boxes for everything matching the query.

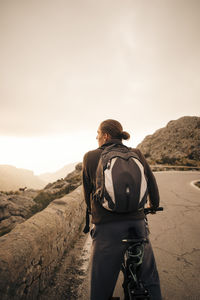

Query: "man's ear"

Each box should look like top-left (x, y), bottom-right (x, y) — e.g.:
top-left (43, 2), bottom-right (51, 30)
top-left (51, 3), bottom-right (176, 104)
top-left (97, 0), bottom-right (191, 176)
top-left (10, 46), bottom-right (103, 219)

top-left (104, 133), bottom-right (111, 142)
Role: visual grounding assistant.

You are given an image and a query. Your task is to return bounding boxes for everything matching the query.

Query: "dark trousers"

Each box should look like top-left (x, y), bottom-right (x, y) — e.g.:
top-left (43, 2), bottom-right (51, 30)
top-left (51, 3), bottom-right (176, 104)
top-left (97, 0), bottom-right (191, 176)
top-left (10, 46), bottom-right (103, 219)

top-left (90, 219), bottom-right (162, 300)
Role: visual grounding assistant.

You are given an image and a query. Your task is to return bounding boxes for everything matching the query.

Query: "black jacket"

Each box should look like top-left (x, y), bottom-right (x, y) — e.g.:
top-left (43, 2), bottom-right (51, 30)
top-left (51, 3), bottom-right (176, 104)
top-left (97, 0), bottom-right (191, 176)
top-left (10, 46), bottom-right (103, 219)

top-left (82, 139), bottom-right (160, 224)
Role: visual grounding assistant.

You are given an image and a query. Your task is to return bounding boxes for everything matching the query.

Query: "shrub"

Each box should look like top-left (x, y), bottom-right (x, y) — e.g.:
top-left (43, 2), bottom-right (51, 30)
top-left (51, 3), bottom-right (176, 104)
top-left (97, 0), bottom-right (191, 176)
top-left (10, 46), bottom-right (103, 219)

top-left (160, 155), bottom-right (177, 165)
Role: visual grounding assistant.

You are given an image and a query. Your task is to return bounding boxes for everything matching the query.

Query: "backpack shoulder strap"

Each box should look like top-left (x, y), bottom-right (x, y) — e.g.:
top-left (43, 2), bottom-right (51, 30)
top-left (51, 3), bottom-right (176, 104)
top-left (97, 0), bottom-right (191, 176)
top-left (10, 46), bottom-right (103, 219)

top-left (83, 208), bottom-right (90, 234)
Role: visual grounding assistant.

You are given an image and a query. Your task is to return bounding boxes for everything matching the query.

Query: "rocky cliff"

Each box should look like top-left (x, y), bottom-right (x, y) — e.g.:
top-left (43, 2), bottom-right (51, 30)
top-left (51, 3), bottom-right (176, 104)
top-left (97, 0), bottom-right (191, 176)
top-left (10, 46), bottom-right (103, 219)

top-left (0, 163), bottom-right (82, 236)
top-left (137, 116), bottom-right (200, 166)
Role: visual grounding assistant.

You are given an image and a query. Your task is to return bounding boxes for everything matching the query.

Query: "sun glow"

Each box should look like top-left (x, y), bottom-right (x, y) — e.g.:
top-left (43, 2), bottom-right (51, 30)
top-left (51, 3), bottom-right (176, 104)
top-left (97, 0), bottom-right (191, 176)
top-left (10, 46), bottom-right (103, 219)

top-left (0, 131), bottom-right (97, 175)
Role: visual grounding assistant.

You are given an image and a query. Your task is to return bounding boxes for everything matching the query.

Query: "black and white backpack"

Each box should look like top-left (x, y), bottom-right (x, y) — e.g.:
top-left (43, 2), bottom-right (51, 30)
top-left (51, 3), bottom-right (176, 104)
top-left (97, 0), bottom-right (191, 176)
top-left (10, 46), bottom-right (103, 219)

top-left (94, 144), bottom-right (148, 213)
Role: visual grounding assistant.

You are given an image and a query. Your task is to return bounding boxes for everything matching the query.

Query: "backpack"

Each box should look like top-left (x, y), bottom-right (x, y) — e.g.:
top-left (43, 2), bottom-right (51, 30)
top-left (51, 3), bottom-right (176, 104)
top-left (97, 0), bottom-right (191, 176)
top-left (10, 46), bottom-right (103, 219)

top-left (94, 144), bottom-right (148, 213)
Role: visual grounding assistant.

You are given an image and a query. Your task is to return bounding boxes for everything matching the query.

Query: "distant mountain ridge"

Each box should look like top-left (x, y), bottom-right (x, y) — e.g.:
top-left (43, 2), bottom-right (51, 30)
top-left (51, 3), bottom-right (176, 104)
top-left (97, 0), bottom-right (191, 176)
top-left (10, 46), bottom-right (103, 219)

top-left (0, 163), bottom-right (77, 192)
top-left (137, 116), bottom-right (200, 166)
top-left (0, 165), bottom-right (46, 191)
top-left (38, 163), bottom-right (77, 183)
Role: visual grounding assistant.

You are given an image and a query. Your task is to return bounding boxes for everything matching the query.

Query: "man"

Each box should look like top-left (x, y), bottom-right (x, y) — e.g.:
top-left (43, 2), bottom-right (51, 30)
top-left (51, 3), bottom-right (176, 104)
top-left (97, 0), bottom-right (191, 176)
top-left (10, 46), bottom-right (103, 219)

top-left (82, 119), bottom-right (162, 300)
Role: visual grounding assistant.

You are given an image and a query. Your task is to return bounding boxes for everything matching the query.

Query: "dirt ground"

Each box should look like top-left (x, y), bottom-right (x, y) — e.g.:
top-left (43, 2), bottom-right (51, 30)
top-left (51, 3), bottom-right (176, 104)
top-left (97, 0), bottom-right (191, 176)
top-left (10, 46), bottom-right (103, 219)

top-left (39, 231), bottom-right (91, 300)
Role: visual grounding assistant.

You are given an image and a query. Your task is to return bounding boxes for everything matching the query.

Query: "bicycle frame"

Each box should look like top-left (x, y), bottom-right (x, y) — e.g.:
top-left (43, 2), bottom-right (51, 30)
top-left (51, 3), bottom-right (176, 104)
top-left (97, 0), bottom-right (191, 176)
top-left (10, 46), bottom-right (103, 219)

top-left (121, 237), bottom-right (150, 300)
top-left (121, 207), bottom-right (163, 300)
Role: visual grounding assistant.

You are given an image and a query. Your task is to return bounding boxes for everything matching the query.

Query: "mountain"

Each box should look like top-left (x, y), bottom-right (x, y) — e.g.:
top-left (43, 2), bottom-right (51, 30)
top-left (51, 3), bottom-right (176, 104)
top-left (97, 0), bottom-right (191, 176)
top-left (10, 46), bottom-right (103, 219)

top-left (137, 116), bottom-right (200, 166)
top-left (0, 165), bottom-right (46, 192)
top-left (38, 163), bottom-right (77, 183)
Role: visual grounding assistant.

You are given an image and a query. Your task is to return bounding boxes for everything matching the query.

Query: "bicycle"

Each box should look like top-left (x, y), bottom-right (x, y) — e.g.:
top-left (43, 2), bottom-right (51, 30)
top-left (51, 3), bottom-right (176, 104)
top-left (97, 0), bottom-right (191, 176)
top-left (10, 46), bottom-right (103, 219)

top-left (121, 207), bottom-right (163, 300)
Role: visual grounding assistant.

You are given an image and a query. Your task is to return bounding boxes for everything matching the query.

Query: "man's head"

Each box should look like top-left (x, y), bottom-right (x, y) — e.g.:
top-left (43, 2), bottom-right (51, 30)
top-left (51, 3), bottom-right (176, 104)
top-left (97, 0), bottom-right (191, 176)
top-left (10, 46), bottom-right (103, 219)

top-left (96, 119), bottom-right (130, 147)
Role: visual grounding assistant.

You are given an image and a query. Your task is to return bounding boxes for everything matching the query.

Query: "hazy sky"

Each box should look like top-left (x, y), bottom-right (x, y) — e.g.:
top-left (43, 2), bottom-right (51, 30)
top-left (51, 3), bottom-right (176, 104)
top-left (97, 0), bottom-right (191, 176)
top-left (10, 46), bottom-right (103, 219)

top-left (0, 0), bottom-right (199, 174)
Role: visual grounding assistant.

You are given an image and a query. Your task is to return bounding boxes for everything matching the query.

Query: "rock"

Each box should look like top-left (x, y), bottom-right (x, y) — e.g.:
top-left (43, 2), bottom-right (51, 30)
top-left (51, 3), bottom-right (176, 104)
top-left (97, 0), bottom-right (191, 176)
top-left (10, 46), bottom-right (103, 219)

top-left (137, 116), bottom-right (200, 166)
top-left (0, 190), bottom-right (38, 236)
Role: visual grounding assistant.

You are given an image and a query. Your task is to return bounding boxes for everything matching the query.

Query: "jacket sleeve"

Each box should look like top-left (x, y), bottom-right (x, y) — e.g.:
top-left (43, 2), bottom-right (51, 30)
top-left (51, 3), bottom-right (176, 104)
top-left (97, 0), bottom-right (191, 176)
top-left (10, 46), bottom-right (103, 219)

top-left (82, 152), bottom-right (92, 213)
top-left (136, 149), bottom-right (160, 209)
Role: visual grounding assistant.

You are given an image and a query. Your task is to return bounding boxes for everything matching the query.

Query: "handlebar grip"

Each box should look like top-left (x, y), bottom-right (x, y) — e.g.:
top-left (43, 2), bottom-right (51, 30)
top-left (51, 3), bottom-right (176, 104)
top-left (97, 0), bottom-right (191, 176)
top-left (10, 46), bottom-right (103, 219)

top-left (144, 207), bottom-right (164, 214)
top-left (156, 207), bottom-right (163, 211)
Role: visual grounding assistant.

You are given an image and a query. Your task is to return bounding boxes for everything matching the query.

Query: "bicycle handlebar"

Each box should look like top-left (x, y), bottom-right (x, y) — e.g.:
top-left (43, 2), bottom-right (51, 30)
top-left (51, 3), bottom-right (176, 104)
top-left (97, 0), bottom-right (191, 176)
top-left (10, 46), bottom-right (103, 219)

top-left (144, 207), bottom-right (163, 215)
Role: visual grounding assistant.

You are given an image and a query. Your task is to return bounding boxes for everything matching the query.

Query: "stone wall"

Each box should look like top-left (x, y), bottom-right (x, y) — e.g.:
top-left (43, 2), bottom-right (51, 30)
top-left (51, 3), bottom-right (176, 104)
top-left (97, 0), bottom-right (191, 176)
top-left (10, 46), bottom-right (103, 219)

top-left (0, 186), bottom-right (85, 300)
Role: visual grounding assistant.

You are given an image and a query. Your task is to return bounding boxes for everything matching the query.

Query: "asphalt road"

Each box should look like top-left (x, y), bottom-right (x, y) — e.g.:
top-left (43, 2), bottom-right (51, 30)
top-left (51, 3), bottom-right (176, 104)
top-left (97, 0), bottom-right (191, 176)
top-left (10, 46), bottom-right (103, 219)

top-left (43, 171), bottom-right (200, 300)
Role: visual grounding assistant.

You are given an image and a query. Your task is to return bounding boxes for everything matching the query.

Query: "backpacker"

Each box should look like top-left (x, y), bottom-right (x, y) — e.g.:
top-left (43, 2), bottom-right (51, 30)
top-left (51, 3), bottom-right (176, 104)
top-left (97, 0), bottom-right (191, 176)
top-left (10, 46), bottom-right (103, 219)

top-left (94, 144), bottom-right (148, 213)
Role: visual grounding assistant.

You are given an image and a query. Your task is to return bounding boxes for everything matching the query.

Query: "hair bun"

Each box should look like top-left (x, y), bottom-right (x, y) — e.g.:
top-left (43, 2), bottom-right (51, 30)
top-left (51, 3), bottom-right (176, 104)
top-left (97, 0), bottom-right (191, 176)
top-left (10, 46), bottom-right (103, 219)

top-left (121, 131), bottom-right (130, 140)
